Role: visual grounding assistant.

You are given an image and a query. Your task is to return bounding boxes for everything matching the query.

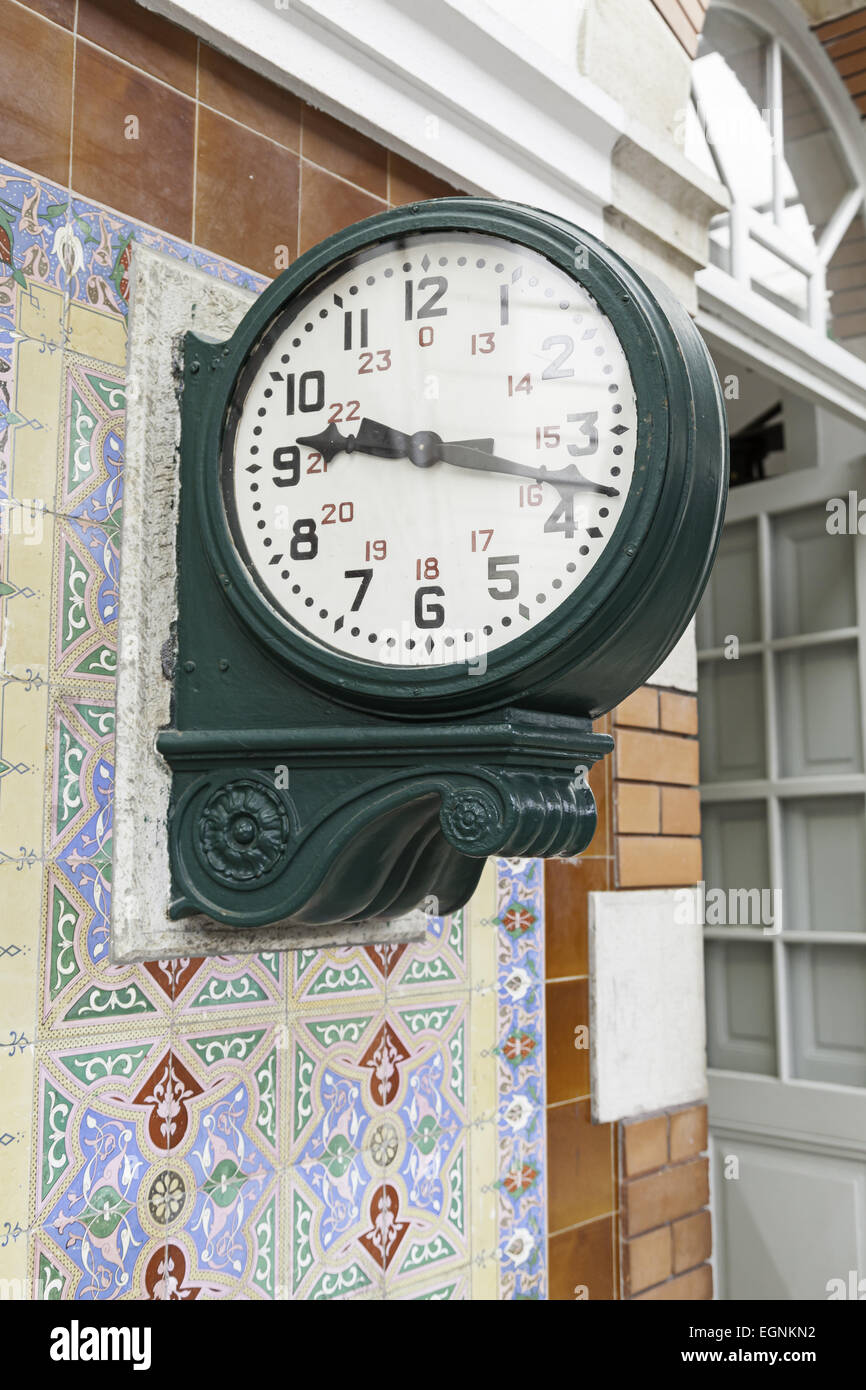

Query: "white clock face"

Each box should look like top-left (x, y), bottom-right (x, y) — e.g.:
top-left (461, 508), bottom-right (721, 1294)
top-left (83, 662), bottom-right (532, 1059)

top-left (223, 231), bottom-right (637, 669)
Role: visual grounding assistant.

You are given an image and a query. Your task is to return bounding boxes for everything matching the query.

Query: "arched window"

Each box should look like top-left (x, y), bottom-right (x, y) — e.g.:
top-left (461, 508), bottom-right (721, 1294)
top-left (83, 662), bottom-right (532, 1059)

top-left (686, 1), bottom-right (866, 361)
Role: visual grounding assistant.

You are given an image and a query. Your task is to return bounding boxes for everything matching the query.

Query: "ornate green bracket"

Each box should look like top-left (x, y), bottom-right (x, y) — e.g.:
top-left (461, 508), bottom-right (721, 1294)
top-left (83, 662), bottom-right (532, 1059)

top-left (157, 713), bottom-right (610, 927)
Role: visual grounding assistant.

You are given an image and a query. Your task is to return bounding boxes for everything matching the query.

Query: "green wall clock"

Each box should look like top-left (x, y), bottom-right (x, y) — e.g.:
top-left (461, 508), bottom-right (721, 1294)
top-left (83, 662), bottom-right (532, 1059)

top-left (159, 197), bottom-right (728, 930)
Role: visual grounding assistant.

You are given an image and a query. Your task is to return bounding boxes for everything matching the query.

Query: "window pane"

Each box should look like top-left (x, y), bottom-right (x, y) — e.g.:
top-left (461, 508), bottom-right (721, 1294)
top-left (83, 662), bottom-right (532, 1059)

top-left (771, 505), bottom-right (856, 637)
top-left (782, 796), bottom-right (866, 932)
top-left (694, 10), bottom-right (771, 210)
top-left (827, 211), bottom-right (866, 363)
top-left (788, 944), bottom-right (866, 1085)
top-left (706, 940), bottom-right (777, 1074)
top-left (782, 55), bottom-right (851, 239)
top-left (696, 520), bottom-right (760, 648)
top-left (702, 801), bottom-right (770, 903)
top-left (699, 656), bottom-right (766, 782)
top-left (777, 641), bottom-right (863, 777)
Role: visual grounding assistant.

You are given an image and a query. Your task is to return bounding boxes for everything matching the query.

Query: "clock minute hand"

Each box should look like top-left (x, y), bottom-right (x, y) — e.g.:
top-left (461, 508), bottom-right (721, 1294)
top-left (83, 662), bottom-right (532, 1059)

top-left (437, 443), bottom-right (621, 498)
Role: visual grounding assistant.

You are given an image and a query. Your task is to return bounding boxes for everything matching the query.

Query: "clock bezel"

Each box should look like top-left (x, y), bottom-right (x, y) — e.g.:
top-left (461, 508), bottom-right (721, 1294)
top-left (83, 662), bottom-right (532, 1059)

top-left (192, 198), bottom-right (726, 717)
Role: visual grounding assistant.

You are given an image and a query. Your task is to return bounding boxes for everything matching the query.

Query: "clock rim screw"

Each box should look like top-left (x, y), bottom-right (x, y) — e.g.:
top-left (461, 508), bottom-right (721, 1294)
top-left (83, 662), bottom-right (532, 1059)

top-left (183, 660), bottom-right (196, 674)
top-left (218, 659), bottom-right (230, 672)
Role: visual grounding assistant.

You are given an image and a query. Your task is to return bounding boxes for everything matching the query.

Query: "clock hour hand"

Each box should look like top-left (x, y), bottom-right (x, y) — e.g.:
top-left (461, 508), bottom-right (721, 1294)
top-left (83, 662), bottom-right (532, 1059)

top-left (437, 443), bottom-right (621, 498)
top-left (295, 418), bottom-right (494, 465)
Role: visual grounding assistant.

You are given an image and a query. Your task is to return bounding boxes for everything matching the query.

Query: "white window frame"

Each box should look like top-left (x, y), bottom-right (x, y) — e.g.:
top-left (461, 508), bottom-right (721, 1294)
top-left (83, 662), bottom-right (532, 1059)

top-left (695, 0), bottom-right (866, 425)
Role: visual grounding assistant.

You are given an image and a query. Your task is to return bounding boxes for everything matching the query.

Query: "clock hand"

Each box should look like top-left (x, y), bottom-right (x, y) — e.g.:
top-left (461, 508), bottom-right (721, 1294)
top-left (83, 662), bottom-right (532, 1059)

top-left (296, 418), bottom-right (485, 465)
top-left (437, 443), bottom-right (621, 498)
top-left (295, 420), bottom-right (618, 497)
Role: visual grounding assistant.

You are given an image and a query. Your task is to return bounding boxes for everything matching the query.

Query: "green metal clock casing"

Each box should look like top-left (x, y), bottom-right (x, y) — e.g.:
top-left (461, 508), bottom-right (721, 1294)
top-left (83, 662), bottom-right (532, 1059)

top-left (160, 198), bottom-right (728, 930)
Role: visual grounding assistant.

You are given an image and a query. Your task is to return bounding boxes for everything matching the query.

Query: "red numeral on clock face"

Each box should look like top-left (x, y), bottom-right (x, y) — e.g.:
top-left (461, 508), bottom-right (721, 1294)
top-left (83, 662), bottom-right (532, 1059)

top-left (471, 529), bottom-right (493, 552)
top-left (327, 400), bottom-right (361, 424)
top-left (416, 557), bottom-right (440, 580)
top-left (365, 540), bottom-right (387, 561)
top-left (322, 501), bottom-right (355, 524)
top-left (507, 374), bottom-right (532, 396)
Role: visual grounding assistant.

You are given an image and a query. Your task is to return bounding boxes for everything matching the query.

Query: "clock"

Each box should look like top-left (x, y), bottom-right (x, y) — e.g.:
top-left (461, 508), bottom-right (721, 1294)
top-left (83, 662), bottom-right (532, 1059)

top-left (161, 198), bottom-right (727, 930)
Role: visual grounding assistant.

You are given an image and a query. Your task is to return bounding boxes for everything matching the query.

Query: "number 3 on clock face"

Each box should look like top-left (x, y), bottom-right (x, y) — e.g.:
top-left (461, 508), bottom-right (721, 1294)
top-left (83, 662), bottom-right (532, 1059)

top-left (221, 230), bottom-right (636, 670)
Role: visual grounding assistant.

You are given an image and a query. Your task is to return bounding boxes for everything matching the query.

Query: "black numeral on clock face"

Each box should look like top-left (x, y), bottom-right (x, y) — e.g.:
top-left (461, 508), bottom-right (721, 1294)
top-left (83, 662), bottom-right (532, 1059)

top-left (404, 276), bottom-right (448, 320)
top-left (487, 555), bottom-right (520, 600)
top-left (345, 568), bottom-right (372, 610)
top-left (286, 370), bottom-right (325, 415)
top-left (289, 517), bottom-right (318, 559)
top-left (544, 497), bottom-right (579, 538)
top-left (567, 410), bottom-right (599, 456)
top-left (273, 445), bottom-right (300, 487)
top-left (343, 308), bottom-right (368, 350)
top-left (414, 585), bottom-right (445, 628)
top-left (541, 335), bottom-right (574, 380)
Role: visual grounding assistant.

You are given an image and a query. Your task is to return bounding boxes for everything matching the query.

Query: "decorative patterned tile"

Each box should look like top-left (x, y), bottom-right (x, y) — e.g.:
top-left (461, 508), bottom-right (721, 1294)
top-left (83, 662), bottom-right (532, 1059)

top-left (0, 160), bottom-right (550, 1301)
top-left (495, 858), bottom-right (547, 1299)
top-left (383, 910), bottom-right (468, 996)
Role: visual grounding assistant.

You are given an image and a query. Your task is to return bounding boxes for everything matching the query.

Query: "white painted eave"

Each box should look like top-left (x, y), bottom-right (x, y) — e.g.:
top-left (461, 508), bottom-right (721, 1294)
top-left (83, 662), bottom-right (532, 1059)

top-left (697, 263), bottom-right (866, 427)
top-left (139, 0), bottom-right (723, 241)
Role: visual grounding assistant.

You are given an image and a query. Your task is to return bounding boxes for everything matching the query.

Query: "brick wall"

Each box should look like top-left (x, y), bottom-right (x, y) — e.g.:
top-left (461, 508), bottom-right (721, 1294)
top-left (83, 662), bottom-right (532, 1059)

top-left (615, 684), bottom-right (712, 1299)
top-left (614, 685), bottom-right (702, 888)
top-left (620, 1105), bottom-right (712, 1299)
top-left (544, 685), bottom-right (712, 1300)
top-left (0, 0), bottom-right (454, 280)
top-left (545, 711), bottom-right (618, 1300)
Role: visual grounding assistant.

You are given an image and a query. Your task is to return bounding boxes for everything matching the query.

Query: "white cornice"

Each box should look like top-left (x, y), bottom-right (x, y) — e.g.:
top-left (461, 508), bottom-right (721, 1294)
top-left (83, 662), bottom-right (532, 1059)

top-left (697, 263), bottom-right (866, 425)
top-left (140, 0), bottom-right (724, 242)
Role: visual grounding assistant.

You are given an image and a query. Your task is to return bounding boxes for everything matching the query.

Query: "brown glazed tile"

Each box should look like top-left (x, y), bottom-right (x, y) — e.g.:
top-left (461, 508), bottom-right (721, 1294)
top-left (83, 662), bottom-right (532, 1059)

top-left (196, 107), bottom-right (299, 275)
top-left (546, 978), bottom-right (590, 1104)
top-left (586, 753), bottom-right (610, 856)
top-left (0, 0), bottom-right (73, 185)
top-left (72, 44), bottom-right (195, 239)
top-left (659, 690), bottom-right (698, 735)
top-left (302, 105), bottom-right (388, 198)
top-left (299, 161), bottom-right (385, 256)
top-left (635, 1263), bottom-right (712, 1300)
top-left (15, 0), bottom-right (74, 27)
top-left (617, 834), bottom-right (702, 888)
top-left (198, 43), bottom-right (301, 151)
top-left (615, 728), bottom-right (699, 785)
top-left (624, 1225), bottom-right (672, 1295)
top-left (670, 1104), bottom-right (708, 1163)
top-left (549, 1215), bottom-right (615, 1301)
top-left (624, 1158), bottom-right (709, 1237)
top-left (660, 785), bottom-right (700, 836)
top-left (388, 151), bottom-right (456, 206)
top-left (547, 1100), bottom-right (614, 1235)
top-left (673, 1210), bottom-right (712, 1274)
top-left (78, 0), bottom-right (197, 95)
top-left (545, 856), bottom-right (609, 980)
top-left (615, 686), bottom-right (659, 729)
top-left (622, 1114), bottom-right (668, 1177)
top-left (618, 782), bottom-right (661, 834)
